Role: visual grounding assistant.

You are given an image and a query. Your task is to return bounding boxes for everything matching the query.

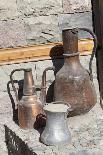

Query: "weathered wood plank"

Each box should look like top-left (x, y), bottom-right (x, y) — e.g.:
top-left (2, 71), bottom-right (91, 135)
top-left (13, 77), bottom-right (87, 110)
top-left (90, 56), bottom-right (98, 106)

top-left (0, 39), bottom-right (94, 65)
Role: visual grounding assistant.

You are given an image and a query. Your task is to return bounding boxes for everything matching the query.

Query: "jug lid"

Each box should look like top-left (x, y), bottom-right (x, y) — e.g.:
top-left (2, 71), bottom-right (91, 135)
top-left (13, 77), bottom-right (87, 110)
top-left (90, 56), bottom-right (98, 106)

top-left (43, 103), bottom-right (69, 113)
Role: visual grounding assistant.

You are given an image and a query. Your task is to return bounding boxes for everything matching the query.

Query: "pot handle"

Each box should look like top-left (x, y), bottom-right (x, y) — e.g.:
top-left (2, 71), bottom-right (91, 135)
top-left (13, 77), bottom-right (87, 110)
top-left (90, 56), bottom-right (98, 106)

top-left (77, 28), bottom-right (97, 81)
top-left (10, 68), bottom-right (25, 102)
top-left (40, 66), bottom-right (55, 106)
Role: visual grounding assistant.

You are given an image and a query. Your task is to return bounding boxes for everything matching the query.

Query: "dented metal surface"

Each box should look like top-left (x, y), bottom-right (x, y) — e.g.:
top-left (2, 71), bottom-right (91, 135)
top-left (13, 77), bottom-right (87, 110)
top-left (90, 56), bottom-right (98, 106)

top-left (40, 102), bottom-right (71, 146)
top-left (54, 28), bottom-right (97, 116)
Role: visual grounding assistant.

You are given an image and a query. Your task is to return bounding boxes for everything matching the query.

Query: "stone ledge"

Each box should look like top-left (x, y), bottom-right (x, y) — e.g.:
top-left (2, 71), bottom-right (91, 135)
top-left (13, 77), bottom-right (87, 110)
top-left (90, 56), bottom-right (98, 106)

top-left (4, 103), bottom-right (103, 155)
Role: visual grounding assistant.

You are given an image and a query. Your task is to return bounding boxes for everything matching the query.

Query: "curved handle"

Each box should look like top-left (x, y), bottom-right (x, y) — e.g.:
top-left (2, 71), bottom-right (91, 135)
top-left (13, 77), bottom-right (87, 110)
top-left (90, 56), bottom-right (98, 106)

top-left (10, 68), bottom-right (25, 102)
top-left (40, 66), bottom-right (55, 105)
top-left (77, 28), bottom-right (97, 81)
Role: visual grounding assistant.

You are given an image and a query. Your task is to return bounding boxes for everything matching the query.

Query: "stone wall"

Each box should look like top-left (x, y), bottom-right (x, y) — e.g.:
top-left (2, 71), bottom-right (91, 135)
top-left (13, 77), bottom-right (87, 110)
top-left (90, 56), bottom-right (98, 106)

top-left (0, 0), bottom-right (93, 48)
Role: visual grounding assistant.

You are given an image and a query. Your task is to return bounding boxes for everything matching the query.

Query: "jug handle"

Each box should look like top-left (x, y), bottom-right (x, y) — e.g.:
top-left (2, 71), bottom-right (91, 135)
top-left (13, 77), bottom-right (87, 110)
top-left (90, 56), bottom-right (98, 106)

top-left (40, 66), bottom-right (55, 106)
top-left (10, 68), bottom-right (25, 102)
top-left (76, 28), bottom-right (97, 81)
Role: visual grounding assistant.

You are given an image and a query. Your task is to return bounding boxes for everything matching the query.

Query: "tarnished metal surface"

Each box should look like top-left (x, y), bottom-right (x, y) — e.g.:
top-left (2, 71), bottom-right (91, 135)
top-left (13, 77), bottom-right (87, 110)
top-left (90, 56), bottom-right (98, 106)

top-left (54, 28), bottom-right (97, 116)
top-left (23, 68), bottom-right (36, 96)
top-left (18, 95), bottom-right (43, 129)
top-left (10, 68), bottom-right (43, 129)
top-left (40, 66), bottom-right (55, 105)
top-left (40, 102), bottom-right (71, 146)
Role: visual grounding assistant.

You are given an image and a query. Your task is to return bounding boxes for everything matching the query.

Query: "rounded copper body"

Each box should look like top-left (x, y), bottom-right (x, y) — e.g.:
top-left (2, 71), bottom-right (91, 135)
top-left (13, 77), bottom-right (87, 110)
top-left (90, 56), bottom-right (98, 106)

top-left (18, 95), bottom-right (43, 129)
top-left (54, 56), bottom-right (97, 116)
top-left (54, 29), bottom-right (97, 116)
top-left (18, 69), bottom-right (43, 129)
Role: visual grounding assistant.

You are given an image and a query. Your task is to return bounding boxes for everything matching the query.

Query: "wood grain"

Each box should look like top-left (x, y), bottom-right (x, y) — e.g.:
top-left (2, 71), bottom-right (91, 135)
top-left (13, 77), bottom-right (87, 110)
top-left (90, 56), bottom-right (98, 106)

top-left (0, 39), bottom-right (94, 65)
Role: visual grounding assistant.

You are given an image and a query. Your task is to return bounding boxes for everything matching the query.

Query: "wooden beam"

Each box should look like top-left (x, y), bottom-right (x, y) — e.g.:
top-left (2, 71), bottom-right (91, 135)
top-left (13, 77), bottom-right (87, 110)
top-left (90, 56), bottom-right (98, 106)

top-left (0, 39), bottom-right (94, 65)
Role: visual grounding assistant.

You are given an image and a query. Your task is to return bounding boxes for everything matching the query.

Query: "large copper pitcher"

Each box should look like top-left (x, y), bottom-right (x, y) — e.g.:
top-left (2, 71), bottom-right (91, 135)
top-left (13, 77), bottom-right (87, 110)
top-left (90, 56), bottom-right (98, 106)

top-left (10, 68), bottom-right (43, 129)
top-left (54, 28), bottom-right (97, 116)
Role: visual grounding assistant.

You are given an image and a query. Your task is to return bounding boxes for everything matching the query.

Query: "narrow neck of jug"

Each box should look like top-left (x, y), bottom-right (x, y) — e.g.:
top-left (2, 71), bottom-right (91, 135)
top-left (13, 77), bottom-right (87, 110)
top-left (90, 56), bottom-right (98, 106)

top-left (23, 68), bottom-right (36, 96)
top-left (62, 28), bottom-right (81, 68)
top-left (62, 28), bottom-right (78, 54)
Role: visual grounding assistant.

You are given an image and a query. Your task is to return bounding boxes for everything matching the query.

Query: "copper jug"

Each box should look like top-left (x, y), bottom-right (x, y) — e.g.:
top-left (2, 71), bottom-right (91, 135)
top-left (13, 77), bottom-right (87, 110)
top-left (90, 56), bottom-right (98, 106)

top-left (10, 68), bottom-right (43, 129)
top-left (40, 102), bottom-right (71, 146)
top-left (54, 28), bottom-right (97, 116)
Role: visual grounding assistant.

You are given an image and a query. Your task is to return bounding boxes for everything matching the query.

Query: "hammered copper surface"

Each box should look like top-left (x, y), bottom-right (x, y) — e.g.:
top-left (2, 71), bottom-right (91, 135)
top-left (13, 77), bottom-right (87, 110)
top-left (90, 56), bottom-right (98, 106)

top-left (18, 95), bottom-right (43, 129)
top-left (54, 29), bottom-right (97, 116)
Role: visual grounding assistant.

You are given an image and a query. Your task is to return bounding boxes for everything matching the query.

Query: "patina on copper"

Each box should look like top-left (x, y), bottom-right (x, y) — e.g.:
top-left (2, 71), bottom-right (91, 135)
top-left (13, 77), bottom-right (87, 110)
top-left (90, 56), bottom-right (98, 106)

top-left (10, 68), bottom-right (43, 129)
top-left (54, 28), bottom-right (97, 116)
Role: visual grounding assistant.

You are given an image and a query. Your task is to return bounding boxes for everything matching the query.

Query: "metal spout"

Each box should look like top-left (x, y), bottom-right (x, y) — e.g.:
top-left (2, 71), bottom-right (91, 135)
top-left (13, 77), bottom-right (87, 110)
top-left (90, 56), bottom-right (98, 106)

top-left (23, 68), bottom-right (36, 96)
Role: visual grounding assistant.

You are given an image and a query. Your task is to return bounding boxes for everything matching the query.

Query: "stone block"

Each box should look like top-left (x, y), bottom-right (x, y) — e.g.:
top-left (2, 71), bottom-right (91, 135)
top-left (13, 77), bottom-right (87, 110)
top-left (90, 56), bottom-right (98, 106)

top-left (17, 0), bottom-right (63, 17)
top-left (0, 0), bottom-right (19, 20)
top-left (0, 19), bottom-right (27, 48)
top-left (4, 108), bottom-right (103, 155)
top-left (0, 0), bottom-right (94, 48)
top-left (63, 0), bottom-right (92, 13)
top-left (59, 12), bottom-right (93, 32)
top-left (0, 93), bottom-right (13, 114)
top-left (24, 15), bottom-right (60, 44)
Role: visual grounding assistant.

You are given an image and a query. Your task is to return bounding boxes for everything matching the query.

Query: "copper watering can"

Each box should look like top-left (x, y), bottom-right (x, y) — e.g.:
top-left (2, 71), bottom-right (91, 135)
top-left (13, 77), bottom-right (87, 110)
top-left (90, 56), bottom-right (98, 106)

top-left (10, 68), bottom-right (43, 129)
top-left (40, 101), bottom-right (71, 146)
top-left (54, 28), bottom-right (97, 116)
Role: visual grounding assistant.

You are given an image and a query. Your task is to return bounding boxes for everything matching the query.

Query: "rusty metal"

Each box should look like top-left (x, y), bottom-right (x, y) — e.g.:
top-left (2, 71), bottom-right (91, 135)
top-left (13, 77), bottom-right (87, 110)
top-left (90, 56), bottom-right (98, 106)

top-left (54, 28), bottom-right (97, 116)
top-left (10, 68), bottom-right (43, 129)
top-left (40, 66), bottom-right (55, 105)
top-left (40, 102), bottom-right (71, 146)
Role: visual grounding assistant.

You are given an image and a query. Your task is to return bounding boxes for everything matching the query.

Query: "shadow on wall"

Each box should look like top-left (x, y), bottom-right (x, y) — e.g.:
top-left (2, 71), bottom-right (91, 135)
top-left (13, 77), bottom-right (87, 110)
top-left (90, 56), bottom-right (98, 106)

top-left (5, 125), bottom-right (37, 155)
top-left (46, 44), bottom-right (64, 103)
top-left (7, 80), bottom-right (23, 124)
